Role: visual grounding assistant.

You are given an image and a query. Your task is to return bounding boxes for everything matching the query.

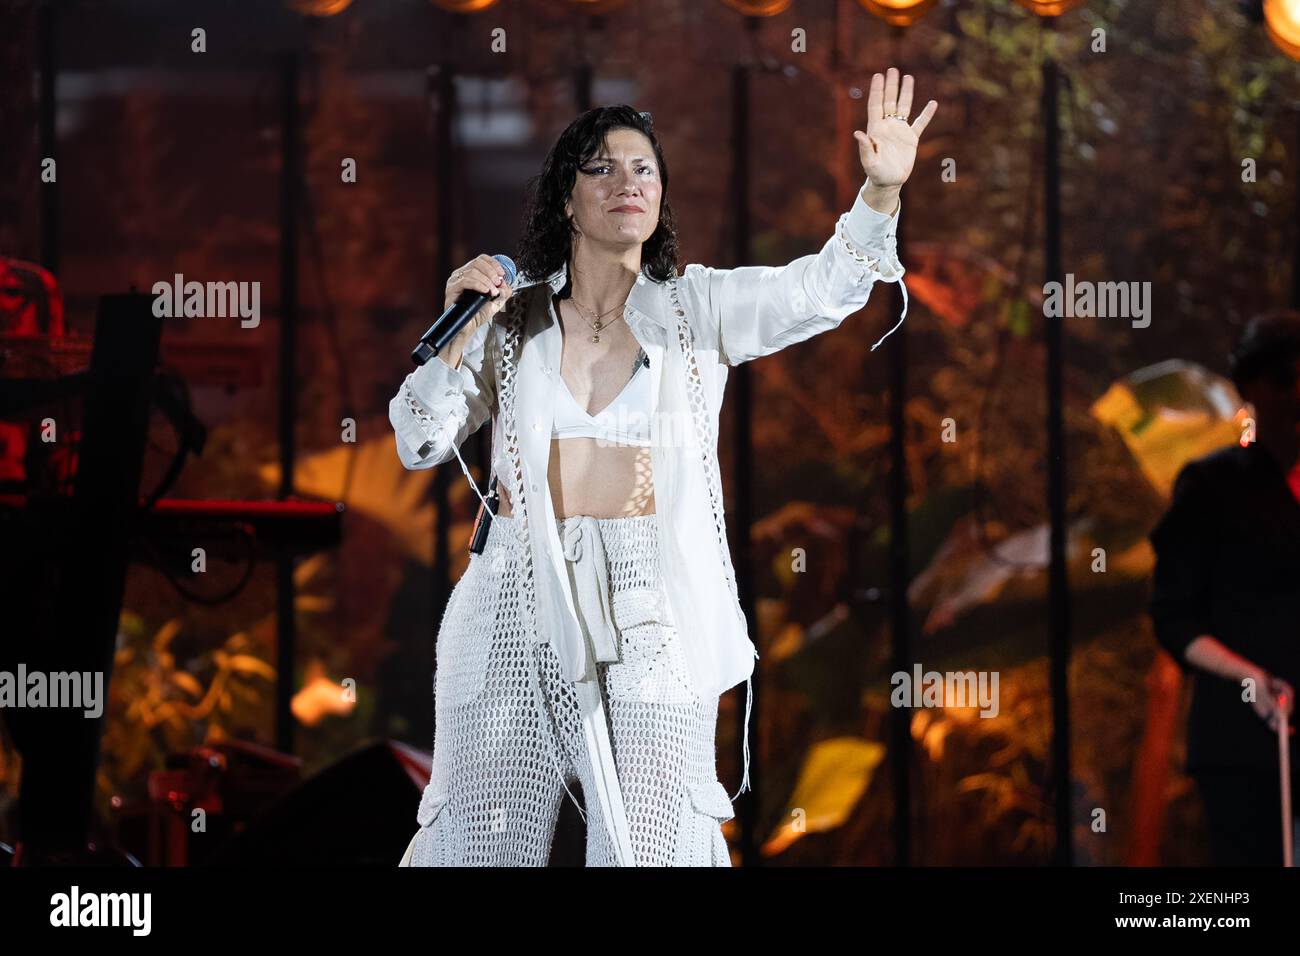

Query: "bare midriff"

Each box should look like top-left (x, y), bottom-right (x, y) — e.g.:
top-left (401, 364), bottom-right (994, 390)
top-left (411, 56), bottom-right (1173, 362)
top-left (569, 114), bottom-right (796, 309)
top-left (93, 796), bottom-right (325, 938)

top-left (496, 438), bottom-right (654, 519)
top-left (494, 290), bottom-right (654, 519)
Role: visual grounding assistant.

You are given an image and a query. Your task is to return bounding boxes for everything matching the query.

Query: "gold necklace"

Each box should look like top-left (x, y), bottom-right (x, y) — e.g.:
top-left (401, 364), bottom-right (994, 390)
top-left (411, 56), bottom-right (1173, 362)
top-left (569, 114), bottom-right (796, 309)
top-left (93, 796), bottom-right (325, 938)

top-left (571, 297), bottom-right (626, 343)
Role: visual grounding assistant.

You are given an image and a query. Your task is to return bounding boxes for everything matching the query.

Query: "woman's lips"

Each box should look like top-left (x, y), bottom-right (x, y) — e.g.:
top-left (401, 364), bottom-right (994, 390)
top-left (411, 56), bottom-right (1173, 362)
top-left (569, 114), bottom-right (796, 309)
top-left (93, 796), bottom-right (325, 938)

top-left (610, 206), bottom-right (644, 213)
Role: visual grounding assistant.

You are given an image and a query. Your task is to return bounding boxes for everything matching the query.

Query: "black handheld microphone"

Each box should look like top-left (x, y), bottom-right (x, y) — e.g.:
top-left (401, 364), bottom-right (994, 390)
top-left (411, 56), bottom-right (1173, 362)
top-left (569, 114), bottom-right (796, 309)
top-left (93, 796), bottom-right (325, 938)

top-left (412, 254), bottom-right (518, 366)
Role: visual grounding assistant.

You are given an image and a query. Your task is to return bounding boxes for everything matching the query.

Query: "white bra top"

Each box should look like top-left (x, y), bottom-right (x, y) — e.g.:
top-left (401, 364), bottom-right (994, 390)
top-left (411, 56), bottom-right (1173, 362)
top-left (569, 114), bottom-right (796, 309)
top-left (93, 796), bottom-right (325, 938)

top-left (551, 358), bottom-right (652, 447)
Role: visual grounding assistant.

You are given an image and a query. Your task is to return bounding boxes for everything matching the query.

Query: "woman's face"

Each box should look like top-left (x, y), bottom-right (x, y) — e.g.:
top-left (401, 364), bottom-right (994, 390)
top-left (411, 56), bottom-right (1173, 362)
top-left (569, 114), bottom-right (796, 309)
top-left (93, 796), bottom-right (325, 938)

top-left (564, 128), bottom-right (662, 252)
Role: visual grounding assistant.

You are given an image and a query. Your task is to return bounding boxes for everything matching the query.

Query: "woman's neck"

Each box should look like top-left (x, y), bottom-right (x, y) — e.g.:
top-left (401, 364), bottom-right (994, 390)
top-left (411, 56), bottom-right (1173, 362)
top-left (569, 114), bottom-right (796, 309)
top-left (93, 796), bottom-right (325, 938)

top-left (565, 244), bottom-right (640, 317)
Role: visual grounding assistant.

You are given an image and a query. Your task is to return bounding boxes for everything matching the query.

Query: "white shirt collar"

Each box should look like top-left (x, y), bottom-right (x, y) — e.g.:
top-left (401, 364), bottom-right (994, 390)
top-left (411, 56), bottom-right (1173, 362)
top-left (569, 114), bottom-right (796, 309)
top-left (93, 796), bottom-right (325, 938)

top-left (516, 260), bottom-right (664, 327)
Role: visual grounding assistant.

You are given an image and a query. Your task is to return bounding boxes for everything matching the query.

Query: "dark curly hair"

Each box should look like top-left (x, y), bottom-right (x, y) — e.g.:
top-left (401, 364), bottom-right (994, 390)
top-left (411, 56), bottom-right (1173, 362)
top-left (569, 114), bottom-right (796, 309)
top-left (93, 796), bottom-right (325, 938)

top-left (516, 106), bottom-right (680, 294)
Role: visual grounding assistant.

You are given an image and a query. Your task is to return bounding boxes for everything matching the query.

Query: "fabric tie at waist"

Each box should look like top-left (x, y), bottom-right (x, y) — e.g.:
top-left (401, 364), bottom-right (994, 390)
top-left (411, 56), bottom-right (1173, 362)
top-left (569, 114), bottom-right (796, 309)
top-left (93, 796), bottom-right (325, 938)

top-left (560, 515), bottom-right (622, 677)
top-left (547, 514), bottom-right (639, 866)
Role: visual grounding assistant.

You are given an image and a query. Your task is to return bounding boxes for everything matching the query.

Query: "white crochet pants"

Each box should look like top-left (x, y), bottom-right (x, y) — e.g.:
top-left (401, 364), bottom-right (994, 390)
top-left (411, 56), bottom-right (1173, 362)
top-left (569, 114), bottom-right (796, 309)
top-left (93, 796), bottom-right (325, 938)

top-left (402, 512), bottom-right (735, 867)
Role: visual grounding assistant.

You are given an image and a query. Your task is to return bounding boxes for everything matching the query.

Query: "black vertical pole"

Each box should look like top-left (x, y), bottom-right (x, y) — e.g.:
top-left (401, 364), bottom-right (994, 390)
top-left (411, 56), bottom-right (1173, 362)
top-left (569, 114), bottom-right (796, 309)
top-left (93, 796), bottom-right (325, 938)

top-left (1042, 47), bottom-right (1073, 866)
top-left (37, 0), bottom-right (58, 274)
top-left (575, 61), bottom-right (592, 113)
top-left (730, 41), bottom-right (758, 867)
top-left (885, 26), bottom-right (913, 871)
top-left (275, 53), bottom-right (301, 756)
top-left (431, 64), bottom-right (456, 645)
top-left (1293, 108), bottom-right (1300, 309)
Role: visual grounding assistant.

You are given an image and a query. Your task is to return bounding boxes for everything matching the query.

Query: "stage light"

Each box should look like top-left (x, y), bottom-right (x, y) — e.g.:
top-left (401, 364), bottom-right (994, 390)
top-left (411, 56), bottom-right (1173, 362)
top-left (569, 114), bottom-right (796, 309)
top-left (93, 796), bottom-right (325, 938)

top-left (856, 0), bottom-right (938, 28)
top-left (1265, 0), bottom-right (1300, 60)
top-left (429, 0), bottom-right (499, 12)
top-left (1013, 0), bottom-right (1086, 15)
top-left (287, 0), bottom-right (352, 14)
top-left (719, 0), bottom-right (793, 15)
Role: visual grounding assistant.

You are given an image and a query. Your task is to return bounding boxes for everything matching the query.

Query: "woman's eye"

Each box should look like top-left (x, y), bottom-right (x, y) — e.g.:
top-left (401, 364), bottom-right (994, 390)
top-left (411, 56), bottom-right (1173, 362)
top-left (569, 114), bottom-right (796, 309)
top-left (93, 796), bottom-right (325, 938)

top-left (583, 165), bottom-right (654, 176)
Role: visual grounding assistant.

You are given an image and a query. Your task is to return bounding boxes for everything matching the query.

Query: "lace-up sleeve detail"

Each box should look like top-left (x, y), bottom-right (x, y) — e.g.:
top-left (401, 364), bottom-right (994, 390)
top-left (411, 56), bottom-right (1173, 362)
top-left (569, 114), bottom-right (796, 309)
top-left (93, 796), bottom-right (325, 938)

top-left (679, 182), bottom-right (907, 365)
top-left (388, 318), bottom-right (498, 470)
top-left (837, 210), bottom-right (904, 282)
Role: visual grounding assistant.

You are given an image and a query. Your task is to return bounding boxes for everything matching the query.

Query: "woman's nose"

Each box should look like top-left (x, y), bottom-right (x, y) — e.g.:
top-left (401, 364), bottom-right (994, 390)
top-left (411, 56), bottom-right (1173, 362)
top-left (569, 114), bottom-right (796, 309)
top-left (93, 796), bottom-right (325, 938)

top-left (613, 169), bottom-right (640, 193)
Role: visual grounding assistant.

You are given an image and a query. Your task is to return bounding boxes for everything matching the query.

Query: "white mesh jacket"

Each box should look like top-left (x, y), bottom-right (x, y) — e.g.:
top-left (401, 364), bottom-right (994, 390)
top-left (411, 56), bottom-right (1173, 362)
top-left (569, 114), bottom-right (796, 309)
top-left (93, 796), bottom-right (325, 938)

top-left (388, 181), bottom-right (907, 797)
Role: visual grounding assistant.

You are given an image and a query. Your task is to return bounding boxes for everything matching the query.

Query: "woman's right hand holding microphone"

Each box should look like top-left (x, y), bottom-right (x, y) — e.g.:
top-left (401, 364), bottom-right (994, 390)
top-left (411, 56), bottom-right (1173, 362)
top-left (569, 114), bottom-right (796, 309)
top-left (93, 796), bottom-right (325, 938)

top-left (438, 254), bottom-right (514, 370)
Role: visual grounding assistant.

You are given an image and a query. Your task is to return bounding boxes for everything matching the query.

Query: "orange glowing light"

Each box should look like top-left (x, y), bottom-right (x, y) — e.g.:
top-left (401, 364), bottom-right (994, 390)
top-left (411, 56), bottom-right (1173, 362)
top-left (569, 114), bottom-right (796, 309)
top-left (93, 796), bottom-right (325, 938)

top-left (719, 0), bottom-right (792, 15)
top-left (856, 0), bottom-right (938, 28)
top-left (291, 660), bottom-right (357, 726)
top-left (429, 0), bottom-right (499, 12)
top-left (1013, 0), bottom-right (1086, 15)
top-left (1265, 0), bottom-right (1300, 60)
top-left (288, 0), bottom-right (353, 14)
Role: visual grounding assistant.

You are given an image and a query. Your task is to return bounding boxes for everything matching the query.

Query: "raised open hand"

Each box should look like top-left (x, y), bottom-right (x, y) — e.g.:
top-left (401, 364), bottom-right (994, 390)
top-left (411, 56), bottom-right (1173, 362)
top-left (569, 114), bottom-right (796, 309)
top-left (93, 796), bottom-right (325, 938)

top-left (854, 67), bottom-right (937, 189)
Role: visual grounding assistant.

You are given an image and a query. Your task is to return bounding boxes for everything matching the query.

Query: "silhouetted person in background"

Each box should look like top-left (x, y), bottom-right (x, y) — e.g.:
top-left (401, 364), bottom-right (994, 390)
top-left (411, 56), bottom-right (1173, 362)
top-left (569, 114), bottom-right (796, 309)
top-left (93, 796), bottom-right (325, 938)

top-left (1150, 311), bottom-right (1300, 866)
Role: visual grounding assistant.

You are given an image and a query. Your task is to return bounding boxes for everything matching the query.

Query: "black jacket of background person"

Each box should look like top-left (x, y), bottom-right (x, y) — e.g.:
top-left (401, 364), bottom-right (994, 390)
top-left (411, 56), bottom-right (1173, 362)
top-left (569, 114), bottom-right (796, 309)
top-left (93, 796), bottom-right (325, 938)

top-left (1149, 442), bottom-right (1300, 774)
